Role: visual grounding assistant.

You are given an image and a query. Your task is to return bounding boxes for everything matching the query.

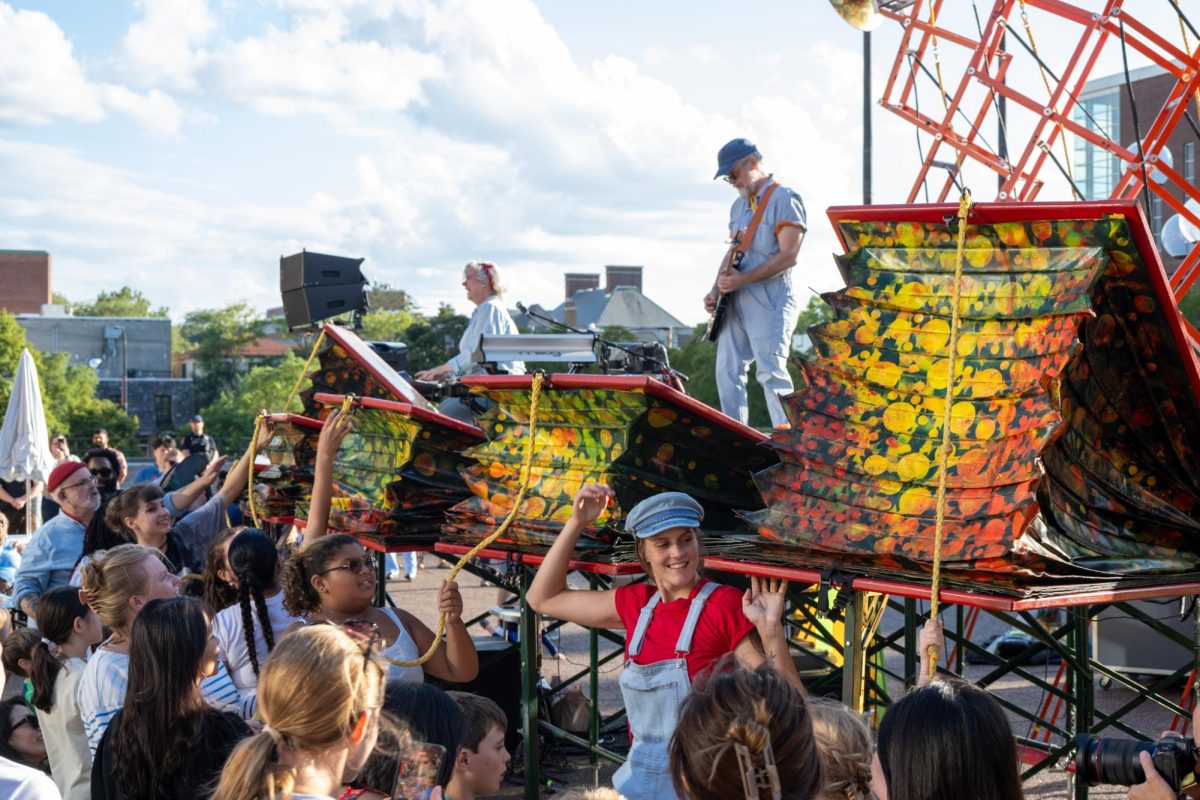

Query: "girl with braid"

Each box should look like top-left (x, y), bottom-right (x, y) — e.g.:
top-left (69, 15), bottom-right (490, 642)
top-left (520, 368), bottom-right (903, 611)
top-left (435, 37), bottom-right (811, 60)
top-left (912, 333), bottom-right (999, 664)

top-left (212, 529), bottom-right (301, 693)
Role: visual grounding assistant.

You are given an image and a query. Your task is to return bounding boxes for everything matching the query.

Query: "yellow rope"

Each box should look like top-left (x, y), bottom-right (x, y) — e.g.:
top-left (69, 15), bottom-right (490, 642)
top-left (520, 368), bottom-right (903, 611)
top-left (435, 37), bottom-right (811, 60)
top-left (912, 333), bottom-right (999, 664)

top-left (926, 190), bottom-right (973, 682)
top-left (1017, 0), bottom-right (1074, 184)
top-left (386, 372), bottom-right (546, 668)
top-left (246, 414), bottom-right (267, 529)
top-left (1169, 0), bottom-right (1200, 118)
top-left (929, 1), bottom-right (949, 111)
top-left (284, 327), bottom-right (327, 413)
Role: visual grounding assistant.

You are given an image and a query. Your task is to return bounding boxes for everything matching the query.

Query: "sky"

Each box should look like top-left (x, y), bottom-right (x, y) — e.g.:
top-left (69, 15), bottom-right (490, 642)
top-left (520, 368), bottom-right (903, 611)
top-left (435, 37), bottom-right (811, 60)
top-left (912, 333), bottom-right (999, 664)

top-left (0, 0), bottom-right (1191, 325)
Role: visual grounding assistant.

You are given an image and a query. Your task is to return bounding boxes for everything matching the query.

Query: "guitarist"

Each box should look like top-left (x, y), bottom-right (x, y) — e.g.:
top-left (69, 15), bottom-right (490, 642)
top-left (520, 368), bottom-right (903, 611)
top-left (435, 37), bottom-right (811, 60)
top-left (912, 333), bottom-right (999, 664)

top-left (703, 138), bottom-right (806, 428)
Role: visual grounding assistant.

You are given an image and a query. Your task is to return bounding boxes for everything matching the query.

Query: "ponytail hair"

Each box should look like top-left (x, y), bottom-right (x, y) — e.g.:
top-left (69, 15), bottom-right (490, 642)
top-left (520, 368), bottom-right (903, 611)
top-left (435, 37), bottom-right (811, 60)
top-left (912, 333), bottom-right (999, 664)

top-left (808, 697), bottom-right (872, 800)
top-left (202, 527), bottom-right (242, 612)
top-left (228, 529), bottom-right (279, 676)
top-left (79, 544), bottom-right (159, 632)
top-left (212, 624), bottom-right (387, 800)
top-left (29, 586), bottom-right (92, 712)
top-left (669, 661), bottom-right (823, 800)
top-left (281, 534), bottom-right (357, 616)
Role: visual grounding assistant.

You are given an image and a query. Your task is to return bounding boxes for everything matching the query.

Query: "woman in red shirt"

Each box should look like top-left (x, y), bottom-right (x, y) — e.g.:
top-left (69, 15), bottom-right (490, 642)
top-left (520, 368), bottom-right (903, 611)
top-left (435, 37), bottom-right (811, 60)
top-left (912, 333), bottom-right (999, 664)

top-left (527, 483), bottom-right (800, 800)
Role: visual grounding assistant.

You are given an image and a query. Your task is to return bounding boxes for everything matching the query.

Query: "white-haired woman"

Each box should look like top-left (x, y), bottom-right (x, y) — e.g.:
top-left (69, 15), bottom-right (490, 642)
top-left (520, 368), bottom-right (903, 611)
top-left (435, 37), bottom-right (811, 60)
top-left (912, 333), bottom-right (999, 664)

top-left (416, 261), bottom-right (525, 423)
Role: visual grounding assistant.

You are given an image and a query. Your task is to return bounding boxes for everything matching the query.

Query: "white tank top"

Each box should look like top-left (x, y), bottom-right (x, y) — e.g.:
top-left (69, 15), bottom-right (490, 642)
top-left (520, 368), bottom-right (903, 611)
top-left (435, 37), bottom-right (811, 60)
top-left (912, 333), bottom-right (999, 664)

top-left (380, 606), bottom-right (424, 684)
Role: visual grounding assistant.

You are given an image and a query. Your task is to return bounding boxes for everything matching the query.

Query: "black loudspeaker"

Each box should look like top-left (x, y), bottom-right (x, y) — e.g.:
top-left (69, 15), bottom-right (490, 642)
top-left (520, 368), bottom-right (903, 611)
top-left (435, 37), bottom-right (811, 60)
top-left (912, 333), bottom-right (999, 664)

top-left (281, 284), bottom-right (367, 329)
top-left (427, 637), bottom-right (522, 754)
top-left (279, 250), bottom-right (365, 292)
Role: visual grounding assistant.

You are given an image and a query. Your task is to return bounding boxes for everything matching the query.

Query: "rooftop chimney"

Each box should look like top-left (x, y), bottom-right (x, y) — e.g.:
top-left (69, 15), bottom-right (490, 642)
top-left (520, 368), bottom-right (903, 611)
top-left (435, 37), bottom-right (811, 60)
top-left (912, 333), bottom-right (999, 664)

top-left (564, 273), bottom-right (600, 300)
top-left (605, 265), bottom-right (643, 293)
top-left (563, 299), bottom-right (577, 327)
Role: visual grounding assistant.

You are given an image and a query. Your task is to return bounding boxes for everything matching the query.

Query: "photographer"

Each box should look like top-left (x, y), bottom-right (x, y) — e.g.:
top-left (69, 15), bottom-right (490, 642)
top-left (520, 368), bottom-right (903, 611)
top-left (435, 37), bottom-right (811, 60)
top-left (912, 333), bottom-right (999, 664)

top-left (1128, 705), bottom-right (1200, 800)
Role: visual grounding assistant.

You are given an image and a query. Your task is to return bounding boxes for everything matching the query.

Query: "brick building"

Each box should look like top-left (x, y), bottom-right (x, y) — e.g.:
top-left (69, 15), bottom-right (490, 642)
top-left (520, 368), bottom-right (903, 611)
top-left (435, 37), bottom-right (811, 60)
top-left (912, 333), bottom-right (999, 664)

top-left (0, 250), bottom-right (51, 314)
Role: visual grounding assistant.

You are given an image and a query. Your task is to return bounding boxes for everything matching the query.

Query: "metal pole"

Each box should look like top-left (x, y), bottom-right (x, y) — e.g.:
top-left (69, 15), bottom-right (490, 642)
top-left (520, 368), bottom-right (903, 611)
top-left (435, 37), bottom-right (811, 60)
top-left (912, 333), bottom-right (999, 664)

top-left (998, 31), bottom-right (1008, 197)
top-left (120, 328), bottom-right (128, 411)
top-left (843, 592), bottom-right (868, 712)
top-left (864, 30), bottom-right (873, 205)
top-left (519, 566), bottom-right (541, 799)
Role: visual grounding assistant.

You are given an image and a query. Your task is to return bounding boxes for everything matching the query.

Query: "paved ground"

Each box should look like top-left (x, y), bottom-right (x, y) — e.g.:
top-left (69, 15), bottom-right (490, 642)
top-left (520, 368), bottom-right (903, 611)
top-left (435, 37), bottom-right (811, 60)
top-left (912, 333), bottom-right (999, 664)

top-left (391, 557), bottom-right (1190, 799)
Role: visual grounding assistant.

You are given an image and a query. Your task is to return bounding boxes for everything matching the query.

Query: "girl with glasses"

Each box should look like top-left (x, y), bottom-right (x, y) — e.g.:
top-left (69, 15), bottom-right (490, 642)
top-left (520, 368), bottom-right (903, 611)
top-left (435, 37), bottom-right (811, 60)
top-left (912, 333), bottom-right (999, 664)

top-left (281, 534), bottom-right (478, 686)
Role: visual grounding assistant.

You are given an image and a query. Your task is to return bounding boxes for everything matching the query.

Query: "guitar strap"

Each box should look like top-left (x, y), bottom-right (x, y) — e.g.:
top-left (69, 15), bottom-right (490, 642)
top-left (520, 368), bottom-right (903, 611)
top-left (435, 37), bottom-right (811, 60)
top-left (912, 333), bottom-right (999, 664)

top-left (733, 181), bottom-right (780, 262)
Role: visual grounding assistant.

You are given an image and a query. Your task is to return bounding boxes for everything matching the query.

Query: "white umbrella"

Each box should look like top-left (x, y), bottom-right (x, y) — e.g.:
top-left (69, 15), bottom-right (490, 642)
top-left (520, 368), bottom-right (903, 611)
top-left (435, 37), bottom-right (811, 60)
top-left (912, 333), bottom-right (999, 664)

top-left (0, 349), bottom-right (56, 534)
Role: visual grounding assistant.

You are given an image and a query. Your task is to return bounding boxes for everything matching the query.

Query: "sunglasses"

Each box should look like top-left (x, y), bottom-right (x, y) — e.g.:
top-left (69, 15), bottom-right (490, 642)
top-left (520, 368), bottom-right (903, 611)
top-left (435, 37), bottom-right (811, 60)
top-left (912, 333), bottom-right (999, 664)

top-left (318, 555), bottom-right (378, 576)
top-left (89, 467), bottom-right (114, 479)
top-left (12, 713), bottom-right (39, 733)
top-left (59, 476), bottom-right (97, 492)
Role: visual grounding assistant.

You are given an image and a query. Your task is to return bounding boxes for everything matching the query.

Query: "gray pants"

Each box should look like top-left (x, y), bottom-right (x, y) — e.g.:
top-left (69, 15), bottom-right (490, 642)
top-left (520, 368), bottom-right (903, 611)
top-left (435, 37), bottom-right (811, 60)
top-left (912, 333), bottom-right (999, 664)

top-left (716, 278), bottom-right (799, 427)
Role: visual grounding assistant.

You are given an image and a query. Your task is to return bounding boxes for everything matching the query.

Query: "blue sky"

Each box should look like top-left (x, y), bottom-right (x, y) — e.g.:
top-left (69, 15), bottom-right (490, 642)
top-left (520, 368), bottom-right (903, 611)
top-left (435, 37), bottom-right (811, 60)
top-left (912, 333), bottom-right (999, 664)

top-left (0, 1), bottom-right (1186, 325)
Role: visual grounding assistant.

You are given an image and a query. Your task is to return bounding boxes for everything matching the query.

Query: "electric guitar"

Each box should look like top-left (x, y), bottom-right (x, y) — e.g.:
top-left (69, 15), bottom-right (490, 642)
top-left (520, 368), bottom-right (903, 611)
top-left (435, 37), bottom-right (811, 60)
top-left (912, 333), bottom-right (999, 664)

top-left (703, 241), bottom-right (743, 343)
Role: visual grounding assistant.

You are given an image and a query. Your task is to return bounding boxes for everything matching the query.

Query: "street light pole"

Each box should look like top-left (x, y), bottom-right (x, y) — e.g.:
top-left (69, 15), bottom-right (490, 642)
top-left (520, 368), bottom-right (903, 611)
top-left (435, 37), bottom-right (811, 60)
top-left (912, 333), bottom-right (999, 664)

top-left (120, 327), bottom-right (128, 410)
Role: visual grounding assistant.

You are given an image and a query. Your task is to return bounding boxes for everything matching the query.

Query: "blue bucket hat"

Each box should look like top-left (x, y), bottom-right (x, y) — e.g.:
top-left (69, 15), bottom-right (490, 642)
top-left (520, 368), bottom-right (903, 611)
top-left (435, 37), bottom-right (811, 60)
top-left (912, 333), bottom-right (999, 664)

top-left (625, 492), bottom-right (705, 539)
top-left (714, 137), bottom-right (761, 180)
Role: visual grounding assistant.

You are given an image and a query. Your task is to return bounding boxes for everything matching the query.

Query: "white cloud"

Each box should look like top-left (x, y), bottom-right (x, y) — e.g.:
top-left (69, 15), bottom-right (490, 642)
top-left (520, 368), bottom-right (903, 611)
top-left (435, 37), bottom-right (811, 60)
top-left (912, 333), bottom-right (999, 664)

top-left (119, 0), bottom-right (215, 91)
top-left (0, 4), bottom-right (105, 125)
top-left (100, 86), bottom-right (184, 135)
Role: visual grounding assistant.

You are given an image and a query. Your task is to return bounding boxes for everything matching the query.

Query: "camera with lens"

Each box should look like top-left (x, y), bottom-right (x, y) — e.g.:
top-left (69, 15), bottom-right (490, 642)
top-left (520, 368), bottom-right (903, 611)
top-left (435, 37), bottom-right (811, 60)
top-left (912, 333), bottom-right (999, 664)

top-left (1075, 733), bottom-right (1197, 793)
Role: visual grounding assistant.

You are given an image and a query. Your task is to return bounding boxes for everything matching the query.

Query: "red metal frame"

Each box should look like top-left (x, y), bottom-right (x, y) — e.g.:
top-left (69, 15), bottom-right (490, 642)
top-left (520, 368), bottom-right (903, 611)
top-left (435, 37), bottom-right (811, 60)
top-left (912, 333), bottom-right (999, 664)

top-left (876, 1), bottom-right (1200, 335)
top-left (434, 541), bottom-right (642, 576)
top-left (460, 373), bottom-right (769, 443)
top-left (320, 323), bottom-right (436, 410)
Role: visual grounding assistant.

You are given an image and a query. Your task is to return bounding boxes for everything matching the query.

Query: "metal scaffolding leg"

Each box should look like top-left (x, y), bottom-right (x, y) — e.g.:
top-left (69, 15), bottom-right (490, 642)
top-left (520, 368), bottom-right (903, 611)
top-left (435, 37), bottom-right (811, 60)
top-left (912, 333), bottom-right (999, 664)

top-left (519, 567), bottom-right (540, 800)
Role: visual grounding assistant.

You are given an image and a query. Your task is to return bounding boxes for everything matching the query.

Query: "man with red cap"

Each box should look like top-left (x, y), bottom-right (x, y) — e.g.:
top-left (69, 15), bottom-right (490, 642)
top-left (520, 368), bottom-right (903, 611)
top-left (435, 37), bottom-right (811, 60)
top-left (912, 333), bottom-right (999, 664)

top-left (12, 460), bottom-right (100, 619)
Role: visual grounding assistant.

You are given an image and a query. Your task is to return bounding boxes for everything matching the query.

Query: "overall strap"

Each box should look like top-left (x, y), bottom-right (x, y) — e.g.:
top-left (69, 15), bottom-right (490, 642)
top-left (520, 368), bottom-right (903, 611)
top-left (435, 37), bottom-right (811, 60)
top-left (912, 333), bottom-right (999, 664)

top-left (674, 581), bottom-right (721, 655)
top-left (735, 181), bottom-right (780, 256)
top-left (627, 591), bottom-right (664, 658)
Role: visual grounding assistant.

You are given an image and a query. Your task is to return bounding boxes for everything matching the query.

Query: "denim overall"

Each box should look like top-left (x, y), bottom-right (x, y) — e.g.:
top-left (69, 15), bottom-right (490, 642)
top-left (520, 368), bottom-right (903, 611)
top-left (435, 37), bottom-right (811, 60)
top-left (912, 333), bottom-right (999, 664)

top-left (613, 581), bottom-right (719, 800)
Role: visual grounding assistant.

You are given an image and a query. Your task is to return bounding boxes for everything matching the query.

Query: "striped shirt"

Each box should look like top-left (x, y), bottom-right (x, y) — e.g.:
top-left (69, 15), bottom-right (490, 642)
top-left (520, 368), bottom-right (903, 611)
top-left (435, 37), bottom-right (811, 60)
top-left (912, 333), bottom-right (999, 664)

top-left (77, 647), bottom-right (255, 753)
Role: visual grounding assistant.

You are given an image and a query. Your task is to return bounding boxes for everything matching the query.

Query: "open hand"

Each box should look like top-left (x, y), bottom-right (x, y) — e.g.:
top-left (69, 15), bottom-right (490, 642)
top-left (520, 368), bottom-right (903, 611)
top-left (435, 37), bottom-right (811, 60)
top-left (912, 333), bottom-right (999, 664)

top-left (569, 483), bottom-right (614, 526)
top-left (438, 580), bottom-right (464, 624)
top-left (197, 455), bottom-right (231, 487)
top-left (742, 576), bottom-right (788, 631)
top-left (317, 407), bottom-right (354, 459)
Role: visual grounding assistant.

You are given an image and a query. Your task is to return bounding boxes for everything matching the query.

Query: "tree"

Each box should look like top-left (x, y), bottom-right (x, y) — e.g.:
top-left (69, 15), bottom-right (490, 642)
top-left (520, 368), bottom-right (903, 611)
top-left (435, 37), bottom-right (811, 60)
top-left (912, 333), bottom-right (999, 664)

top-left (1179, 289), bottom-right (1200, 330)
top-left (0, 311), bottom-right (138, 453)
top-left (359, 308), bottom-right (419, 343)
top-left (179, 303), bottom-right (268, 408)
top-left (69, 287), bottom-right (168, 318)
top-left (367, 282), bottom-right (415, 312)
top-left (402, 304), bottom-right (470, 372)
top-left (198, 353), bottom-right (308, 454)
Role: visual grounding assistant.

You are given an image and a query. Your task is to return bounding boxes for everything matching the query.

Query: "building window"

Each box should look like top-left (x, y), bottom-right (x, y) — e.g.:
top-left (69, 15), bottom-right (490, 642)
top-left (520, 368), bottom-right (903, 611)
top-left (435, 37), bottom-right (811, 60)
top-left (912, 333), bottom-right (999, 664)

top-left (154, 395), bottom-right (173, 429)
top-left (1074, 91), bottom-right (1120, 200)
top-left (1186, 142), bottom-right (1196, 186)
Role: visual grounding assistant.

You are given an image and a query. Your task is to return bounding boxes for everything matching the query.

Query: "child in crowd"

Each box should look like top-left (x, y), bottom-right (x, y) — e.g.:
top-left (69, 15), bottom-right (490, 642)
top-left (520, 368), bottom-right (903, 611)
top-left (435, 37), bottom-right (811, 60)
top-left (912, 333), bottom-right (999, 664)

top-left (202, 527), bottom-right (242, 613)
top-left (446, 693), bottom-right (511, 800)
top-left (808, 697), bottom-right (872, 800)
top-left (212, 624), bottom-right (387, 800)
top-left (0, 630), bottom-right (59, 797)
top-left (212, 528), bottom-right (301, 693)
top-left (670, 662), bottom-right (823, 800)
top-left (1, 628), bottom-right (39, 703)
top-left (77, 545), bottom-right (254, 754)
top-left (92, 596), bottom-right (251, 800)
top-left (28, 586), bottom-right (103, 800)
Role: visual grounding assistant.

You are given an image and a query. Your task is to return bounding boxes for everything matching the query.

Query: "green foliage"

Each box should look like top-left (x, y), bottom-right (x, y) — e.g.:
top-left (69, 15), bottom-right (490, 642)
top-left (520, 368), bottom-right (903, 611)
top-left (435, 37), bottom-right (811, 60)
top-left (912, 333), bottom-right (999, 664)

top-left (1179, 289), bottom-right (1200, 330)
top-left (68, 287), bottom-right (168, 318)
top-left (402, 303), bottom-right (470, 372)
top-left (0, 312), bottom-right (138, 455)
top-left (600, 325), bottom-right (636, 342)
top-left (359, 308), bottom-right (419, 343)
top-left (367, 282), bottom-right (415, 312)
top-left (198, 353), bottom-right (308, 454)
top-left (179, 303), bottom-right (269, 407)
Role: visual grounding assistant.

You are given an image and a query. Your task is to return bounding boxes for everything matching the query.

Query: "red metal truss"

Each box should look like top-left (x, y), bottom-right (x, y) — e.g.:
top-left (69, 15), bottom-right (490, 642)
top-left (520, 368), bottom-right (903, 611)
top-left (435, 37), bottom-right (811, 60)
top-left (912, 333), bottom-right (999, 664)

top-left (878, 0), bottom-right (1200, 338)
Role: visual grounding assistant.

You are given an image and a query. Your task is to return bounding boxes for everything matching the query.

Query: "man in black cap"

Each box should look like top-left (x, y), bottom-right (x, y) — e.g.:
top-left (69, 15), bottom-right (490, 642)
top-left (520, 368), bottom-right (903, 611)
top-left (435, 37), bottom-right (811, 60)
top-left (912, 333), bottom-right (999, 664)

top-left (705, 137), bottom-right (806, 428)
top-left (180, 415), bottom-right (218, 464)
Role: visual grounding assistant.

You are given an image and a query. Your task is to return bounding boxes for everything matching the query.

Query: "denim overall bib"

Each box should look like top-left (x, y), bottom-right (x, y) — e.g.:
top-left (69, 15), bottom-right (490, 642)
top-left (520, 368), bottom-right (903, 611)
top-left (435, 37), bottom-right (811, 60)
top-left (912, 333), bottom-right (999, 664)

top-left (613, 581), bottom-right (719, 800)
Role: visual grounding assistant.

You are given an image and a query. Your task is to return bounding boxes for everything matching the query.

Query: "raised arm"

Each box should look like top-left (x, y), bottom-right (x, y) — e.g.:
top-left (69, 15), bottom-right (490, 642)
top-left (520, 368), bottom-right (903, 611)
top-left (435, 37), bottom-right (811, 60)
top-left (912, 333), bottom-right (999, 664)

top-left (526, 483), bottom-right (621, 630)
top-left (168, 455), bottom-right (231, 514)
top-left (215, 419), bottom-right (273, 509)
top-left (400, 582), bottom-right (479, 683)
top-left (736, 576), bottom-right (803, 690)
top-left (304, 407), bottom-right (353, 541)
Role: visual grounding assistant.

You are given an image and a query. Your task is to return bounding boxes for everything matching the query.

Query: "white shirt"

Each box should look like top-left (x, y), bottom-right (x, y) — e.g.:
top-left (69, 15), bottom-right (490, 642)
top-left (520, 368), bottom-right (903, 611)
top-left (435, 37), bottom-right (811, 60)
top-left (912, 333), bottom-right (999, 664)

top-left (0, 755), bottom-right (60, 799)
top-left (380, 606), bottom-right (424, 685)
top-left (34, 656), bottom-right (90, 800)
top-left (448, 295), bottom-right (525, 377)
top-left (212, 589), bottom-right (302, 693)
